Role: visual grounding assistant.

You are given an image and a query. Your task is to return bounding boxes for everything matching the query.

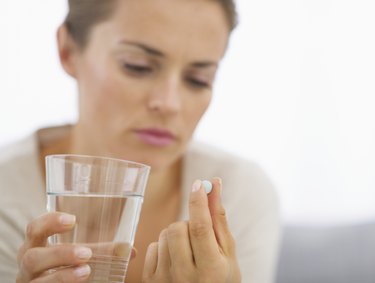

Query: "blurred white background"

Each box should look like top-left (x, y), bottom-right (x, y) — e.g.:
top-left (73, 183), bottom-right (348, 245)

top-left (1, 0), bottom-right (375, 225)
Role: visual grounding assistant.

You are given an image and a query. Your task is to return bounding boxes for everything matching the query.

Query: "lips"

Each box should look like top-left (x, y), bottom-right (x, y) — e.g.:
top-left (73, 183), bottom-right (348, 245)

top-left (134, 128), bottom-right (176, 147)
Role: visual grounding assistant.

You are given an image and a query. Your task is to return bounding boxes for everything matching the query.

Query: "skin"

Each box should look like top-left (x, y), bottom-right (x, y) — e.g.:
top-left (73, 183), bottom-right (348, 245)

top-left (142, 178), bottom-right (241, 283)
top-left (16, 0), bottom-right (241, 282)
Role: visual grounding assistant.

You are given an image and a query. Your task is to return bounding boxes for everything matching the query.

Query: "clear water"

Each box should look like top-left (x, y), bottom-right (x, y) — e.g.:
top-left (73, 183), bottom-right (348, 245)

top-left (47, 193), bottom-right (143, 282)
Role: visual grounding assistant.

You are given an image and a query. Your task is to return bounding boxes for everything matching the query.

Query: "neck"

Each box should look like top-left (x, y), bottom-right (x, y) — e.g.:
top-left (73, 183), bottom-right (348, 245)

top-left (143, 159), bottom-right (182, 210)
top-left (38, 127), bottom-right (72, 179)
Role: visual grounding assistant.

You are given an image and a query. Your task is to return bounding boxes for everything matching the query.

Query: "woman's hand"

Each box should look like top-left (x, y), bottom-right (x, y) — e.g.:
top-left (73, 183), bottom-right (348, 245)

top-left (16, 212), bottom-right (92, 282)
top-left (142, 178), bottom-right (241, 283)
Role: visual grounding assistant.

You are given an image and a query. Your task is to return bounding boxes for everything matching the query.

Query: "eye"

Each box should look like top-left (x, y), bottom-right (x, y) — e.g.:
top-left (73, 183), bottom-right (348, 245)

top-left (122, 63), bottom-right (153, 74)
top-left (187, 77), bottom-right (211, 89)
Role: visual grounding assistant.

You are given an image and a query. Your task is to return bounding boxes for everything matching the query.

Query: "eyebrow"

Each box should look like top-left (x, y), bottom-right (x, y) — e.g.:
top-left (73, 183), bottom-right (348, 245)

top-left (118, 40), bottom-right (218, 68)
top-left (118, 40), bottom-right (164, 57)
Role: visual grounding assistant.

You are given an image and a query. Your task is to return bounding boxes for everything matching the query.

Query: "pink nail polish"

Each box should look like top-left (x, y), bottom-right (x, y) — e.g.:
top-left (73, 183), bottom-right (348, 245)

top-left (59, 214), bottom-right (76, 226)
top-left (192, 180), bottom-right (201, 192)
top-left (75, 247), bottom-right (92, 259)
top-left (74, 264), bottom-right (91, 278)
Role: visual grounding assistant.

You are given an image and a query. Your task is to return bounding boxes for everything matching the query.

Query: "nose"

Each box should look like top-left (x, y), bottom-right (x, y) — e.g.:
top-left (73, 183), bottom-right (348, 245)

top-left (147, 74), bottom-right (182, 114)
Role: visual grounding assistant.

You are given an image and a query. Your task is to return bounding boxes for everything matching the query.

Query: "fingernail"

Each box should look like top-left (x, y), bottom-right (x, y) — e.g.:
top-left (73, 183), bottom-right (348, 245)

top-left (215, 177), bottom-right (223, 195)
top-left (192, 179), bottom-right (202, 192)
top-left (59, 214), bottom-right (76, 226)
top-left (131, 248), bottom-right (137, 258)
top-left (202, 180), bottom-right (213, 194)
top-left (75, 247), bottom-right (92, 259)
top-left (74, 264), bottom-right (91, 278)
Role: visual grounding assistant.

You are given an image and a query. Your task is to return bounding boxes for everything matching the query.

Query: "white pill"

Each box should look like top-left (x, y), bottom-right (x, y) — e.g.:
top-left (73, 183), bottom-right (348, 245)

top-left (202, 180), bottom-right (213, 194)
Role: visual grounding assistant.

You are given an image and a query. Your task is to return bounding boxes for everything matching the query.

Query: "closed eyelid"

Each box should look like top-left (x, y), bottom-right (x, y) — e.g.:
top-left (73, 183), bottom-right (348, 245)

top-left (117, 55), bottom-right (159, 72)
top-left (185, 75), bottom-right (213, 89)
top-left (119, 54), bottom-right (151, 64)
top-left (123, 61), bottom-right (151, 68)
top-left (191, 62), bottom-right (218, 69)
top-left (188, 63), bottom-right (217, 74)
top-left (187, 70), bottom-right (215, 82)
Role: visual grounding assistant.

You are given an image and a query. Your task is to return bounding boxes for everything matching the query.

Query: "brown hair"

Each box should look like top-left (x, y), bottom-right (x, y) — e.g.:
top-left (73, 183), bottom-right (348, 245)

top-left (65, 0), bottom-right (238, 48)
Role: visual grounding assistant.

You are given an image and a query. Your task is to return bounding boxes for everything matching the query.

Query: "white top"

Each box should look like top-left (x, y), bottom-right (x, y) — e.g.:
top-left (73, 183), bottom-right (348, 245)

top-left (0, 126), bottom-right (280, 283)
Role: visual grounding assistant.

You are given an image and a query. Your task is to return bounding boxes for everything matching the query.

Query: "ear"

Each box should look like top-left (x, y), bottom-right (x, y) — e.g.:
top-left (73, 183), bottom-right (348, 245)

top-left (56, 24), bottom-right (79, 78)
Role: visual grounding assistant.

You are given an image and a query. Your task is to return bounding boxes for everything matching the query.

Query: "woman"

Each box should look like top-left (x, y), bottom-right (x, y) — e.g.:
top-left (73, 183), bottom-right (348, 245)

top-left (0, 0), bottom-right (280, 282)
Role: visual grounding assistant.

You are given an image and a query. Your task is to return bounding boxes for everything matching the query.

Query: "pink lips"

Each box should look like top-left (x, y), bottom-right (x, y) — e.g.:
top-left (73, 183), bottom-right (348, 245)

top-left (134, 128), bottom-right (176, 147)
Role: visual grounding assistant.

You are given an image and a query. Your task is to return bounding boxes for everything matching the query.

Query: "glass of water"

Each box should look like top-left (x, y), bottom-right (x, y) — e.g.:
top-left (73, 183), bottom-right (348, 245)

top-left (45, 154), bottom-right (150, 283)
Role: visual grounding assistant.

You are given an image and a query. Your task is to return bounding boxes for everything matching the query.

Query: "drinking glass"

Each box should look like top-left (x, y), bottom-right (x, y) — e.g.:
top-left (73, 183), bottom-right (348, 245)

top-left (46, 154), bottom-right (150, 282)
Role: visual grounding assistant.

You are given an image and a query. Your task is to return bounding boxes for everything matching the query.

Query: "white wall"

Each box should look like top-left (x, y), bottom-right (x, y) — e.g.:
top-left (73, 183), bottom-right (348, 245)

top-left (1, 0), bottom-right (375, 225)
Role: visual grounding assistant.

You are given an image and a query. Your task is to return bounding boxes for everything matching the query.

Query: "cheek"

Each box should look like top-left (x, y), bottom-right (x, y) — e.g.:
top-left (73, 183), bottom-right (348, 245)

top-left (184, 96), bottom-right (211, 132)
top-left (78, 81), bottom-right (118, 131)
top-left (78, 62), bottom-right (141, 123)
top-left (78, 62), bottom-right (114, 114)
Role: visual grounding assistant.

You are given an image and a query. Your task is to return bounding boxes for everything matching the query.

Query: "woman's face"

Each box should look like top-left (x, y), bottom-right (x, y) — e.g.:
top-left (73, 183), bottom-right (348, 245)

top-left (67, 0), bottom-right (229, 170)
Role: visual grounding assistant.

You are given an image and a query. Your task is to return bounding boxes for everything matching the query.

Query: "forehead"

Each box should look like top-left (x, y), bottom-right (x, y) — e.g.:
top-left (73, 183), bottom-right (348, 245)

top-left (90, 0), bottom-right (229, 61)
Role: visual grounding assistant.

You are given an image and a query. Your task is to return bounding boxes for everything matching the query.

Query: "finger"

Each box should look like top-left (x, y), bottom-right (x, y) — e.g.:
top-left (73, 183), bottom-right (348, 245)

top-left (26, 212), bottom-right (76, 247)
top-left (143, 242), bottom-right (158, 278)
top-left (22, 264), bottom-right (91, 283)
top-left (131, 247), bottom-right (137, 259)
top-left (86, 242), bottom-right (132, 258)
top-left (207, 178), bottom-right (236, 255)
top-left (17, 244), bottom-right (92, 281)
top-left (156, 229), bottom-right (170, 273)
top-left (188, 179), bottom-right (220, 265)
top-left (167, 221), bottom-right (194, 268)
top-left (18, 212), bottom-right (76, 264)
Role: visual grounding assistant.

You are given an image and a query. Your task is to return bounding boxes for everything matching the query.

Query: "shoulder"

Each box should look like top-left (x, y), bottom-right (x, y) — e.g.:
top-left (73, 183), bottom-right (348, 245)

top-left (0, 134), bottom-right (41, 193)
top-left (185, 141), bottom-right (275, 192)
top-left (0, 135), bottom-right (42, 279)
top-left (185, 141), bottom-right (254, 169)
top-left (185, 141), bottom-right (278, 211)
top-left (187, 143), bottom-right (280, 234)
top-left (0, 134), bottom-right (38, 174)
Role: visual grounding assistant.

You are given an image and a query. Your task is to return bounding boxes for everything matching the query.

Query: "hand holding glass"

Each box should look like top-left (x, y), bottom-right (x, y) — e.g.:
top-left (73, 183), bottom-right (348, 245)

top-left (46, 155), bottom-right (150, 282)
